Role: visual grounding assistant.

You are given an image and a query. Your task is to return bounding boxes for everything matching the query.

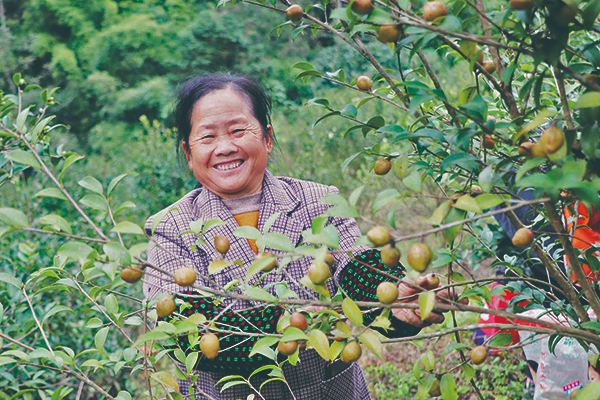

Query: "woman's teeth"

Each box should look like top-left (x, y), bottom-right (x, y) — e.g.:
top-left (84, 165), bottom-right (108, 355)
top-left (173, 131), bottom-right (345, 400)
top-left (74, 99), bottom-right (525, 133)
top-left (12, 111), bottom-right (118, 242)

top-left (215, 161), bottom-right (242, 171)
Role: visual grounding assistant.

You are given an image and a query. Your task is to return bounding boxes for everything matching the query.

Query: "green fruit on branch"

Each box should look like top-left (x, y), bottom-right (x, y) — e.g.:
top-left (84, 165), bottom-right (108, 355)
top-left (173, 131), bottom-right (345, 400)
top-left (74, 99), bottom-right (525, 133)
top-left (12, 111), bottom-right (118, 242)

top-left (407, 242), bottom-right (432, 272)
top-left (356, 75), bottom-right (373, 91)
top-left (512, 227), bottom-right (534, 247)
top-left (341, 341), bottom-right (362, 363)
top-left (470, 185), bottom-right (483, 196)
top-left (376, 281), bottom-right (399, 304)
top-left (423, 1), bottom-right (448, 22)
top-left (540, 126), bottom-right (564, 154)
top-left (374, 158), bottom-right (392, 175)
top-left (376, 24), bottom-right (401, 43)
top-left (200, 333), bottom-right (220, 359)
top-left (470, 345), bottom-right (489, 365)
top-left (429, 379), bottom-right (442, 396)
top-left (308, 262), bottom-right (330, 285)
top-left (380, 244), bottom-right (400, 267)
top-left (367, 226), bottom-right (392, 246)
top-left (324, 252), bottom-right (335, 267)
top-left (518, 141), bottom-right (534, 156)
top-left (214, 235), bottom-right (230, 254)
top-left (482, 60), bottom-right (496, 73)
top-left (121, 266), bottom-right (143, 283)
top-left (278, 340), bottom-right (298, 356)
top-left (156, 295), bottom-right (176, 318)
top-left (174, 267), bottom-right (197, 287)
top-left (290, 312), bottom-right (308, 331)
top-left (286, 4), bottom-right (303, 22)
top-left (351, 0), bottom-right (374, 15)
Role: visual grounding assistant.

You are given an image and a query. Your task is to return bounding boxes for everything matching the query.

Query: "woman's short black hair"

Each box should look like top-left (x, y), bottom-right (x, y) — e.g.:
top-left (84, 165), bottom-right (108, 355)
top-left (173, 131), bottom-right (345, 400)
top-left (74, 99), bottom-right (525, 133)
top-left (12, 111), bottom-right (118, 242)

top-left (175, 73), bottom-right (273, 154)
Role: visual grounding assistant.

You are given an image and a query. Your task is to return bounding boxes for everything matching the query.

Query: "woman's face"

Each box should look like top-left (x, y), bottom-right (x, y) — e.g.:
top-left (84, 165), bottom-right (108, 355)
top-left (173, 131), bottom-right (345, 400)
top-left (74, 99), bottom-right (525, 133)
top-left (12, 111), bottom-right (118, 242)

top-left (183, 89), bottom-right (273, 199)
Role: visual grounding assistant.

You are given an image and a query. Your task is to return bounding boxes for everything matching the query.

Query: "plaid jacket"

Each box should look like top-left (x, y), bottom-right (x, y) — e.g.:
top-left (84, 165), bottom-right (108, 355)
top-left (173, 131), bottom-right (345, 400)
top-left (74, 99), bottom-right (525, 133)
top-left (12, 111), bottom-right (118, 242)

top-left (144, 170), bottom-right (371, 400)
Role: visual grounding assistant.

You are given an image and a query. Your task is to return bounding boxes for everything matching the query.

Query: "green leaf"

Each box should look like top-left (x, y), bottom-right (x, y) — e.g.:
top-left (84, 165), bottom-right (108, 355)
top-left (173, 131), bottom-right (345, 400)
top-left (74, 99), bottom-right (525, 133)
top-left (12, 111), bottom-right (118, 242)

top-left (6, 150), bottom-right (41, 169)
top-left (0, 272), bottom-right (21, 289)
top-left (103, 242), bottom-right (131, 265)
top-left (209, 259), bottom-right (232, 275)
top-left (39, 214), bottom-right (73, 234)
top-left (489, 332), bottom-right (513, 347)
top-left (306, 329), bottom-right (330, 361)
top-left (440, 153), bottom-right (479, 172)
top-left (203, 218), bottom-right (225, 233)
top-left (263, 232), bottom-right (295, 252)
top-left (329, 340), bottom-right (345, 361)
top-left (249, 336), bottom-right (279, 358)
top-left (342, 297), bottom-right (363, 327)
top-left (105, 294), bottom-right (119, 315)
top-left (576, 92), bottom-right (600, 109)
top-left (453, 195), bottom-right (481, 213)
top-left (234, 225), bottom-right (262, 240)
top-left (460, 363), bottom-right (475, 380)
top-left (151, 207), bottom-right (176, 235)
top-left (440, 373), bottom-right (457, 400)
top-left (243, 287), bottom-right (276, 302)
top-left (291, 62), bottom-right (314, 71)
top-left (57, 242), bottom-right (94, 264)
top-left (94, 327), bottom-right (109, 350)
top-left (0, 357), bottom-right (16, 367)
top-left (281, 327), bottom-right (308, 342)
top-left (34, 188), bottom-right (67, 201)
top-left (372, 189), bottom-right (400, 212)
top-left (424, 201), bottom-right (451, 226)
top-left (58, 153), bottom-right (84, 184)
top-left (299, 276), bottom-right (331, 298)
top-left (0, 207), bottom-right (29, 227)
top-left (107, 173), bottom-right (137, 196)
top-left (341, 151), bottom-right (363, 172)
top-left (111, 221), bottom-right (144, 235)
top-left (78, 176), bottom-right (103, 194)
top-left (245, 256), bottom-right (275, 282)
top-left (80, 194), bottom-right (108, 212)
top-left (418, 291), bottom-right (435, 321)
top-left (403, 171), bottom-right (422, 193)
top-left (185, 352), bottom-right (198, 374)
top-left (572, 380), bottom-right (600, 400)
top-left (358, 329), bottom-right (383, 359)
top-left (475, 194), bottom-right (506, 210)
top-left (150, 371), bottom-right (179, 393)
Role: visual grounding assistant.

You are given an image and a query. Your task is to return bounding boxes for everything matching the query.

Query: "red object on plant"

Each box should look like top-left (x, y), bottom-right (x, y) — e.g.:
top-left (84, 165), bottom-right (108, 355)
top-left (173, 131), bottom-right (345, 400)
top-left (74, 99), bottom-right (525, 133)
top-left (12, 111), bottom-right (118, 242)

top-left (563, 202), bottom-right (600, 283)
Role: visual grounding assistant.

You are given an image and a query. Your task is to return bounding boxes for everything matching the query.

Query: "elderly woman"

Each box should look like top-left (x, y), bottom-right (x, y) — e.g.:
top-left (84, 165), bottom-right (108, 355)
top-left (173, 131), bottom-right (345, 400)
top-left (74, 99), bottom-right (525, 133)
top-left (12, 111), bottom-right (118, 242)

top-left (144, 74), bottom-right (447, 400)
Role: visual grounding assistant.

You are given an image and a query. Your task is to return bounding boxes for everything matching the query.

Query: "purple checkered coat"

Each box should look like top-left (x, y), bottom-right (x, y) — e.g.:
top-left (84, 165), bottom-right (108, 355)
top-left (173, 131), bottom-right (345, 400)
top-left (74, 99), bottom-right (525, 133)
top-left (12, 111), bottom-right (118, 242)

top-left (144, 170), bottom-right (371, 400)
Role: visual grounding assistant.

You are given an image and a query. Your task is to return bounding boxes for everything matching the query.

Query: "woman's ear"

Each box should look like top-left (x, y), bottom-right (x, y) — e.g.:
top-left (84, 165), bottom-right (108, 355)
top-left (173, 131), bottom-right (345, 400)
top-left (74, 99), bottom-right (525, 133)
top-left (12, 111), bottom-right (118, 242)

top-left (182, 142), bottom-right (193, 169)
top-left (266, 125), bottom-right (274, 154)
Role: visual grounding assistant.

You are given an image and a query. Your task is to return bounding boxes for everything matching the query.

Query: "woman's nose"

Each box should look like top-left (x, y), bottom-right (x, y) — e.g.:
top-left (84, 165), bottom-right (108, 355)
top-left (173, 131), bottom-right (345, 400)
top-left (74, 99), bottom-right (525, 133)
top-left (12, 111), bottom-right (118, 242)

top-left (214, 136), bottom-right (237, 155)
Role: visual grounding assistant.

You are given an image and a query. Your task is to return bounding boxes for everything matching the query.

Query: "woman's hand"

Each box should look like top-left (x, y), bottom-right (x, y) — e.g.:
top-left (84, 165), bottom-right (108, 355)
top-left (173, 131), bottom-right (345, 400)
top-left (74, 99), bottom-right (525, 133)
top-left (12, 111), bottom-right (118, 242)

top-left (391, 274), bottom-right (455, 328)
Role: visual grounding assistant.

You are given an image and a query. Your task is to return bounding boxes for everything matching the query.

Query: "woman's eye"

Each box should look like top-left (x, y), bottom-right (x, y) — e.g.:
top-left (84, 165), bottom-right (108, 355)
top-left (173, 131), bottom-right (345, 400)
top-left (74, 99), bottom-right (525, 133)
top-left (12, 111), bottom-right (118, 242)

top-left (232, 129), bottom-right (245, 135)
top-left (199, 135), bottom-right (214, 142)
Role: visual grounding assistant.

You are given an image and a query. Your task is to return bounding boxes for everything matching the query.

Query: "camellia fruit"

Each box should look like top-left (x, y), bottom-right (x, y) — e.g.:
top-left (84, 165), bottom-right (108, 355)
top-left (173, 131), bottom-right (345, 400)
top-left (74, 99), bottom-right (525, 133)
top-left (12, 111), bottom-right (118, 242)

top-left (278, 340), bottom-right (298, 356)
top-left (423, 1), bottom-right (448, 22)
top-left (351, 0), bottom-right (374, 15)
top-left (121, 266), bottom-right (143, 283)
top-left (308, 262), bottom-right (330, 285)
top-left (483, 134), bottom-right (496, 149)
top-left (518, 141), bottom-right (534, 155)
top-left (285, 4), bottom-right (304, 22)
top-left (376, 24), bottom-right (401, 43)
top-left (341, 341), bottom-right (362, 363)
top-left (407, 242), bottom-right (432, 272)
top-left (367, 226), bottom-right (392, 246)
top-left (541, 126), bottom-right (564, 154)
top-left (416, 273), bottom-right (440, 290)
top-left (356, 75), bottom-right (373, 91)
top-left (509, 0), bottom-right (536, 11)
top-left (482, 60), bottom-right (496, 74)
top-left (324, 252), bottom-right (335, 267)
top-left (374, 158), bottom-right (392, 175)
top-left (470, 185), bottom-right (483, 196)
top-left (256, 252), bottom-right (278, 272)
top-left (470, 345), bottom-right (489, 365)
top-left (530, 140), bottom-right (547, 158)
top-left (512, 227), bottom-right (534, 247)
top-left (380, 244), bottom-right (400, 267)
top-left (174, 267), bottom-right (197, 287)
top-left (377, 281), bottom-right (399, 304)
top-left (429, 379), bottom-right (442, 396)
top-left (156, 295), bottom-right (176, 318)
top-left (200, 333), bottom-right (220, 359)
top-left (214, 235), bottom-right (230, 254)
top-left (289, 312), bottom-right (308, 331)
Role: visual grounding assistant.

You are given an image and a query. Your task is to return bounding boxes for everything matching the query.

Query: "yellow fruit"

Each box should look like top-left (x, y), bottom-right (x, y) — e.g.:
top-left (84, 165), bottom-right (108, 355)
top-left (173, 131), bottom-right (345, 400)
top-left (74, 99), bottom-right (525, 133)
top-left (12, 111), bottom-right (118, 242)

top-left (416, 273), bottom-right (440, 290)
top-left (367, 226), bottom-right (392, 246)
top-left (174, 267), bottom-right (197, 287)
top-left (278, 340), bottom-right (298, 356)
top-left (256, 252), bottom-right (278, 272)
top-left (289, 312), bottom-right (308, 331)
top-left (374, 158), bottom-right (392, 175)
top-left (530, 140), bottom-right (547, 158)
top-left (407, 243), bottom-right (432, 272)
top-left (470, 345), bottom-right (489, 365)
top-left (308, 262), bottom-right (330, 285)
top-left (518, 141), bottom-right (534, 155)
top-left (429, 379), bottom-right (442, 396)
top-left (156, 295), bottom-right (176, 318)
top-left (376, 281), bottom-right (399, 304)
top-left (286, 4), bottom-right (303, 22)
top-left (341, 341), bottom-right (362, 363)
top-left (541, 127), bottom-right (564, 154)
top-left (324, 252), bottom-right (335, 267)
top-left (376, 24), bottom-right (401, 43)
top-left (470, 185), bottom-right (483, 196)
top-left (482, 60), bottom-right (496, 73)
top-left (380, 244), bottom-right (400, 267)
top-left (121, 266), bottom-right (143, 283)
top-left (356, 75), bottom-right (373, 91)
top-left (512, 227), bottom-right (534, 247)
top-left (214, 235), bottom-right (230, 254)
top-left (200, 333), bottom-right (220, 359)
top-left (483, 134), bottom-right (496, 149)
top-left (423, 1), bottom-right (448, 22)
